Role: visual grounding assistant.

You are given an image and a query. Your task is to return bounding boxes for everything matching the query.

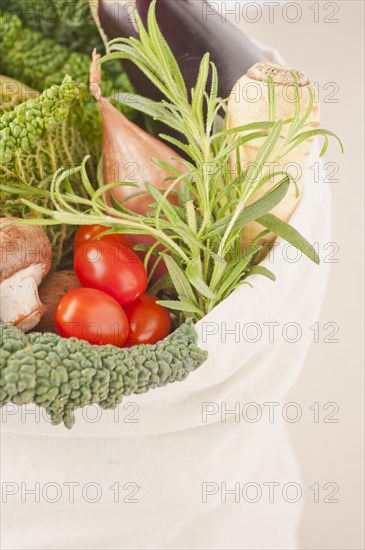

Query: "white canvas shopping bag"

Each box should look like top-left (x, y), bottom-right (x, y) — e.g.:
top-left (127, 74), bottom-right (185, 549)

top-left (0, 44), bottom-right (332, 550)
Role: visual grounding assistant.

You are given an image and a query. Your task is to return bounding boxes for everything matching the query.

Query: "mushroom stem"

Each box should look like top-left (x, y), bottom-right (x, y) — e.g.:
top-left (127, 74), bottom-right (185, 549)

top-left (0, 264), bottom-right (45, 332)
top-left (0, 218), bottom-right (52, 332)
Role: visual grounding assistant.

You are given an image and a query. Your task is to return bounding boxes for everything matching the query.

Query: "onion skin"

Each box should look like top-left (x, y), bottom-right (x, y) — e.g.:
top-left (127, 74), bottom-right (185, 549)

top-left (100, 95), bottom-right (180, 280)
top-left (90, 51), bottom-right (186, 280)
top-left (90, 51), bottom-right (185, 213)
top-left (97, 0), bottom-right (265, 101)
top-left (99, 97), bottom-right (186, 214)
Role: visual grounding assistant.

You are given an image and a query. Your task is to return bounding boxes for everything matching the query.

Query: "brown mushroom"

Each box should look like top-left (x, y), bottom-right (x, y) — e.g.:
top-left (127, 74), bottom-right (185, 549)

top-left (0, 218), bottom-right (52, 332)
top-left (36, 270), bottom-right (81, 334)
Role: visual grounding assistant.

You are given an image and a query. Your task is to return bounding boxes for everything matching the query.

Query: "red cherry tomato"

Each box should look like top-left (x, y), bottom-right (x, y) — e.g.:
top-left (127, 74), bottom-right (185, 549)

top-left (56, 288), bottom-right (129, 347)
top-left (74, 224), bottom-right (128, 252)
top-left (74, 241), bottom-right (148, 306)
top-left (123, 294), bottom-right (171, 346)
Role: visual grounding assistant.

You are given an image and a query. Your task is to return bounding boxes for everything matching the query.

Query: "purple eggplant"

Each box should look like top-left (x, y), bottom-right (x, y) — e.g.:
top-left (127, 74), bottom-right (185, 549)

top-left (98, 0), bottom-right (265, 100)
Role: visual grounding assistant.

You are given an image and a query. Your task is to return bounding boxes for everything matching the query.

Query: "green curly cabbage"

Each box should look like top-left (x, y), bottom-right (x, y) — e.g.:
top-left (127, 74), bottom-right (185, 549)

top-left (0, 320), bottom-right (208, 428)
top-left (0, 75), bottom-right (40, 114)
top-left (0, 7), bottom-right (137, 266)
top-left (0, 78), bottom-right (100, 267)
top-left (2, 0), bottom-right (104, 54)
top-left (0, 77), bottom-right (82, 164)
top-left (0, 11), bottom-right (132, 101)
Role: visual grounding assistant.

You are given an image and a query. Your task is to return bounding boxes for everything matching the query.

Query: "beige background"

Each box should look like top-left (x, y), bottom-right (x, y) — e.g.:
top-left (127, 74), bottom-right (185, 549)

top-left (225, 1), bottom-right (364, 548)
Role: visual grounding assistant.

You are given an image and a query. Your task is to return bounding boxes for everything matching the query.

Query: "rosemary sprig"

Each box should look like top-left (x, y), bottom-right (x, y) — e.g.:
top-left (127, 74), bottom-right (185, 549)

top-left (13, 0), bottom-right (343, 320)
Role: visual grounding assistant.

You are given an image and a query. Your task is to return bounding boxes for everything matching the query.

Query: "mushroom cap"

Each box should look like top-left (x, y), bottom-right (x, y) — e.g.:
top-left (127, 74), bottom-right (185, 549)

top-left (37, 270), bottom-right (81, 334)
top-left (0, 217), bottom-right (52, 282)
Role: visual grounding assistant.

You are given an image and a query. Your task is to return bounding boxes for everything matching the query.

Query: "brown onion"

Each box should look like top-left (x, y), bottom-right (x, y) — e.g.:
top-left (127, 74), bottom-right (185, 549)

top-left (90, 50), bottom-right (186, 214)
top-left (90, 51), bottom-right (187, 280)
